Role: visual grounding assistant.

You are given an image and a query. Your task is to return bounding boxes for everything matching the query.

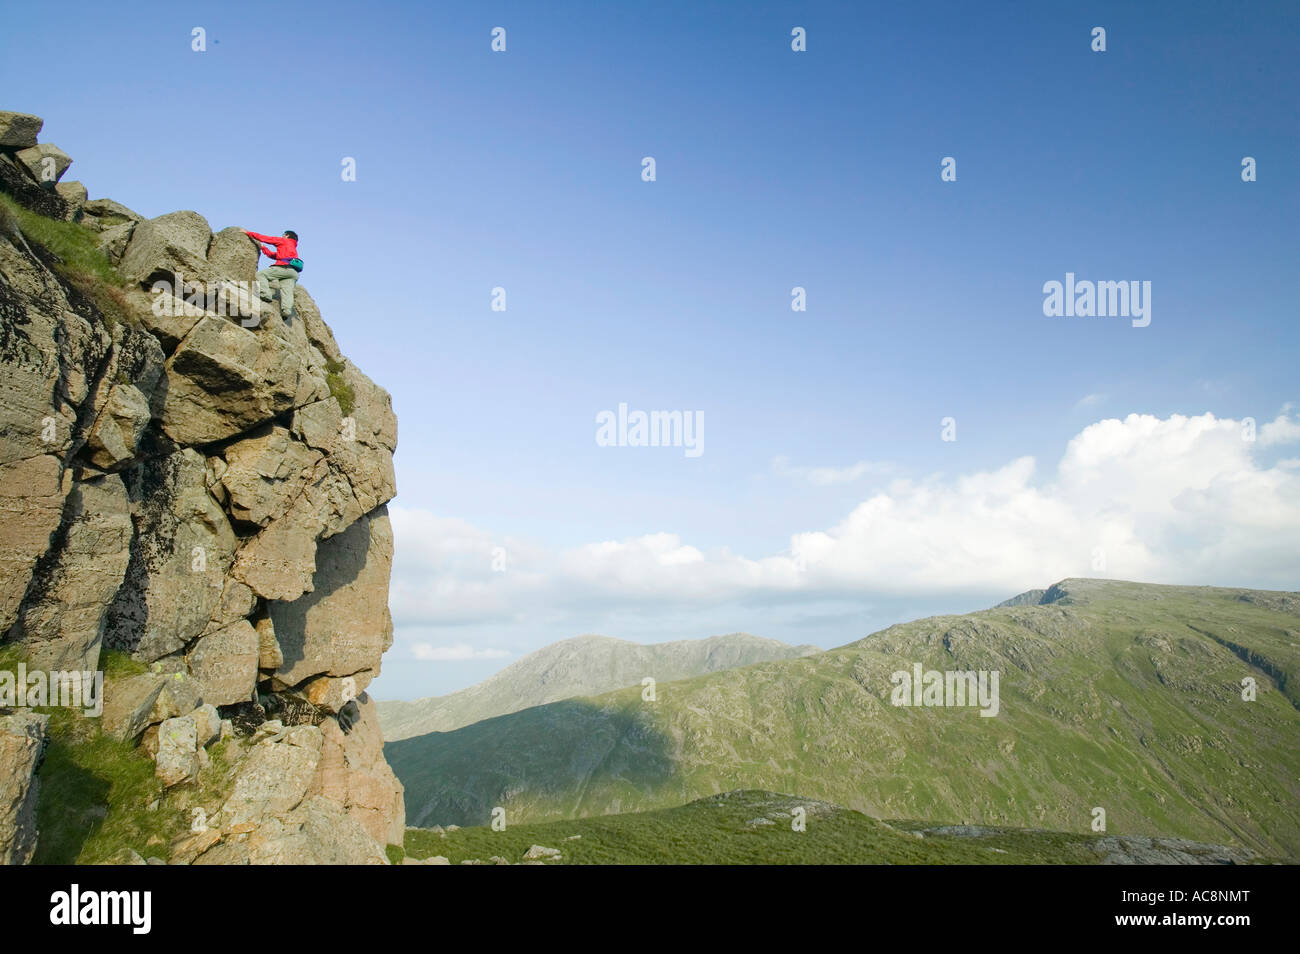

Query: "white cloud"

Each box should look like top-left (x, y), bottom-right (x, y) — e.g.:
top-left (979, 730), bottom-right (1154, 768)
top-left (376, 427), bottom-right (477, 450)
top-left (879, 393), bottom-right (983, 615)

top-left (1075, 392), bottom-right (1106, 408)
top-left (388, 411), bottom-right (1300, 635)
top-left (1260, 408), bottom-right (1300, 446)
top-left (771, 455), bottom-right (893, 485)
top-left (409, 643), bottom-right (512, 662)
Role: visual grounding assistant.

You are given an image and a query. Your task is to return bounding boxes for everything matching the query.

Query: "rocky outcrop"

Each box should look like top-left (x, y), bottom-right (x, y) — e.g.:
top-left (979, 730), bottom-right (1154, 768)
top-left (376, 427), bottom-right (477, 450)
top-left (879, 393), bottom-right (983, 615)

top-left (15, 144), bottom-right (72, 186)
top-left (0, 112), bottom-right (44, 150)
top-left (9, 474), bottom-right (133, 672)
top-left (117, 210), bottom-right (212, 286)
top-left (0, 712), bottom-right (48, 864)
top-left (184, 713), bottom-right (396, 864)
top-left (0, 110), bottom-right (404, 864)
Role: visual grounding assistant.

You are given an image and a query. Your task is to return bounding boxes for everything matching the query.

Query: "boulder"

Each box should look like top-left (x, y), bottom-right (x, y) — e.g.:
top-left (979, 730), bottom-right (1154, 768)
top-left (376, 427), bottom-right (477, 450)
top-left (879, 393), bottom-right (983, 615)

top-left (292, 372), bottom-right (397, 518)
top-left (225, 399), bottom-right (395, 600)
top-left (208, 279), bottom-right (263, 328)
top-left (522, 845), bottom-right (562, 860)
top-left (83, 197), bottom-right (141, 224)
top-left (8, 474), bottom-right (132, 673)
top-left (299, 463), bottom-right (368, 540)
top-left (55, 180), bottom-right (87, 206)
top-left (155, 715), bottom-right (200, 786)
top-left (14, 143), bottom-right (72, 185)
top-left (117, 210), bottom-right (213, 287)
top-left (250, 719), bottom-right (285, 744)
top-left (219, 424), bottom-right (323, 527)
top-left (202, 576), bottom-right (257, 634)
top-left (186, 620), bottom-right (258, 706)
top-left (149, 670), bottom-right (204, 723)
top-left (96, 221), bottom-right (135, 265)
top-left (230, 486), bottom-right (328, 601)
top-left (268, 506), bottom-right (394, 685)
top-left (0, 712), bottom-right (49, 865)
top-left (192, 703), bottom-right (222, 748)
top-left (77, 316), bottom-right (166, 464)
top-left (220, 724), bottom-right (322, 826)
top-left (206, 227), bottom-right (258, 284)
top-left (0, 111), bottom-right (43, 149)
top-left (101, 672), bottom-right (168, 741)
top-left (210, 582), bottom-right (257, 639)
top-left (124, 286), bottom-right (206, 353)
top-left (159, 316), bottom-right (329, 446)
top-left (303, 670), bottom-right (373, 713)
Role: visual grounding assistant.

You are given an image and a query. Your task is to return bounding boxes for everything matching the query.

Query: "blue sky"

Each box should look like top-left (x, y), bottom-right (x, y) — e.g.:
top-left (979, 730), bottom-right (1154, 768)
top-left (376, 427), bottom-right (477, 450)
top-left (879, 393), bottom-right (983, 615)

top-left (5, 1), bottom-right (1298, 699)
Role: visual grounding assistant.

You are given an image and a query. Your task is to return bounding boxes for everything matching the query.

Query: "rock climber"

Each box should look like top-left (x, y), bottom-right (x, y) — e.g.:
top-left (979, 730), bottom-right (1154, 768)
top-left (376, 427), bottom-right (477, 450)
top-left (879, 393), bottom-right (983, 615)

top-left (245, 228), bottom-right (302, 323)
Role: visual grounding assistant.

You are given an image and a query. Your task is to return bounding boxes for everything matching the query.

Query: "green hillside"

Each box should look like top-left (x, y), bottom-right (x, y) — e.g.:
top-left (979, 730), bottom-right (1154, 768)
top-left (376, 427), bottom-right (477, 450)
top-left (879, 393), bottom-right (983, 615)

top-left (388, 579), bottom-right (1300, 858)
top-left (399, 790), bottom-right (1258, 865)
top-left (377, 632), bottom-right (818, 740)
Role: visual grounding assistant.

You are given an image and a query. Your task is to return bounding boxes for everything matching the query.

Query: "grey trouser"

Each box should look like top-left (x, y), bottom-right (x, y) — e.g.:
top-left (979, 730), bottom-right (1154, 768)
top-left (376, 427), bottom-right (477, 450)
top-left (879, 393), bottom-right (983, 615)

top-left (257, 265), bottom-right (298, 315)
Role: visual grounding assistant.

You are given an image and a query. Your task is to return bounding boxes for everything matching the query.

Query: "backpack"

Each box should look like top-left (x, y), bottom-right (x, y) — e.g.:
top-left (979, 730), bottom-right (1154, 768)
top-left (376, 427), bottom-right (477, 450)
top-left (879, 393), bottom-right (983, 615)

top-left (284, 257), bottom-right (304, 272)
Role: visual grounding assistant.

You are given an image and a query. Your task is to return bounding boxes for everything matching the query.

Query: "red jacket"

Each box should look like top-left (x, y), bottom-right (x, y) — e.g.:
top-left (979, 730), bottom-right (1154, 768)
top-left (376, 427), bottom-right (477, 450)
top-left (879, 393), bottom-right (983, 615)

top-left (245, 231), bottom-right (298, 266)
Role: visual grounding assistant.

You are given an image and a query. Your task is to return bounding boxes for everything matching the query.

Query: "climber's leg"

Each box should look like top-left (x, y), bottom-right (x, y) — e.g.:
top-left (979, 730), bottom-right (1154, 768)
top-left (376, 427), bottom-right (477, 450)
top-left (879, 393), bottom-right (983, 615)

top-left (256, 268), bottom-right (276, 302)
top-left (279, 274), bottom-right (296, 318)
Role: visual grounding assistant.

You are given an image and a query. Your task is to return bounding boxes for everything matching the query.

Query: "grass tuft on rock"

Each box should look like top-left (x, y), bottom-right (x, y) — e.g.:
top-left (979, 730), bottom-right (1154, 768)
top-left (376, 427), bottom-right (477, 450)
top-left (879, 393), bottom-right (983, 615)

top-left (0, 191), bottom-right (135, 328)
top-left (325, 359), bottom-right (355, 415)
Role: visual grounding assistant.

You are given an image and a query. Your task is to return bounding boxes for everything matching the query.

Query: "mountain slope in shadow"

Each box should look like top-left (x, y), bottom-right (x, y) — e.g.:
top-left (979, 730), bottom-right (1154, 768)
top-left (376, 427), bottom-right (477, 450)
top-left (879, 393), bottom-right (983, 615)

top-left (377, 632), bottom-right (819, 740)
top-left (387, 579), bottom-right (1300, 859)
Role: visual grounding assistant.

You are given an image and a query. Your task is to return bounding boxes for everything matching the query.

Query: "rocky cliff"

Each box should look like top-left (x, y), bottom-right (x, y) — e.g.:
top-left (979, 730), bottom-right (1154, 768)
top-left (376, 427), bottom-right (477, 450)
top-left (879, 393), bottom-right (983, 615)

top-left (0, 110), bottom-right (404, 864)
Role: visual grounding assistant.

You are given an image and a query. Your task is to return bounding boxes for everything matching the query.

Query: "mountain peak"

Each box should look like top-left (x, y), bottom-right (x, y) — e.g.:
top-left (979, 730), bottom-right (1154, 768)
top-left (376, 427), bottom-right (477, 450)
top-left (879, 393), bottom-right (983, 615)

top-left (377, 631), bottom-right (819, 740)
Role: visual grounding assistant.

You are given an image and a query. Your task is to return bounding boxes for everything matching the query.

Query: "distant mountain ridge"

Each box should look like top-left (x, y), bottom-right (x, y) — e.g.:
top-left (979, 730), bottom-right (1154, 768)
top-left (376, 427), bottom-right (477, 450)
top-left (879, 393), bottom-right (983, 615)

top-left (993, 588), bottom-right (1049, 608)
top-left (388, 579), bottom-right (1300, 859)
top-left (377, 632), bottom-right (820, 740)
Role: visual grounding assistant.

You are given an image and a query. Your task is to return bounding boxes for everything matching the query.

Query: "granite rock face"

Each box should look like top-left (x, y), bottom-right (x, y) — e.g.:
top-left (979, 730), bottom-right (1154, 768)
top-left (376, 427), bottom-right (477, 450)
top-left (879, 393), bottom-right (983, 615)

top-left (0, 111), bottom-right (403, 864)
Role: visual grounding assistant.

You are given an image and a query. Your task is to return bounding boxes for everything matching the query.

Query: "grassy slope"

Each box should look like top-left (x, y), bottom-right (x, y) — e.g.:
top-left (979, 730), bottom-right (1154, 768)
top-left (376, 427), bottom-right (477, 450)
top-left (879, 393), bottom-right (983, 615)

top-left (0, 191), bottom-right (134, 327)
top-left (378, 632), bottom-right (819, 741)
top-left (32, 708), bottom-right (240, 865)
top-left (1, 647), bottom-right (237, 864)
top-left (400, 791), bottom-right (1253, 865)
top-left (388, 579), bottom-right (1300, 858)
